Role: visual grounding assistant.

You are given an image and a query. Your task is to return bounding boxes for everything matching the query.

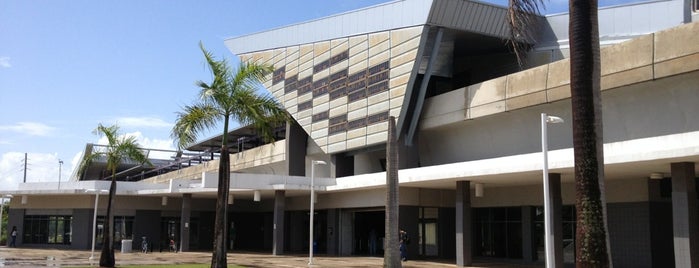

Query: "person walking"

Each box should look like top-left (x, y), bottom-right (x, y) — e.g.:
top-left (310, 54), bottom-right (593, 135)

top-left (10, 226), bottom-right (17, 247)
top-left (399, 228), bottom-right (409, 261)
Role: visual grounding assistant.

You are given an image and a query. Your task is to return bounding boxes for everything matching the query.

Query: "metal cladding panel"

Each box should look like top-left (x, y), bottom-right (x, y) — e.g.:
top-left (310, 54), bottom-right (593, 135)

top-left (225, 0), bottom-right (433, 55)
top-left (426, 0), bottom-right (511, 38)
top-left (538, 0), bottom-right (685, 48)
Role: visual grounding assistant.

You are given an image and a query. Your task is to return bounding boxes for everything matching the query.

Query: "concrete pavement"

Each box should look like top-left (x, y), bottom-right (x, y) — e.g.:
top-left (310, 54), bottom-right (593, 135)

top-left (0, 247), bottom-right (542, 267)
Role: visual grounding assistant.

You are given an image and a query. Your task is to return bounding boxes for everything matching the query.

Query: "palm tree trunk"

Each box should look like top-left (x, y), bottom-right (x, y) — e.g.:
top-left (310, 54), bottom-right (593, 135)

top-left (384, 116), bottom-right (401, 267)
top-left (569, 0), bottom-right (610, 267)
top-left (100, 174), bottom-right (116, 267)
top-left (211, 145), bottom-right (230, 268)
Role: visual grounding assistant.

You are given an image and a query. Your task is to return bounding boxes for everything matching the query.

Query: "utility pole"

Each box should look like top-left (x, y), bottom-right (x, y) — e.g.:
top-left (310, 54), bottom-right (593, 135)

top-left (58, 159), bottom-right (63, 189)
top-left (23, 153), bottom-right (27, 183)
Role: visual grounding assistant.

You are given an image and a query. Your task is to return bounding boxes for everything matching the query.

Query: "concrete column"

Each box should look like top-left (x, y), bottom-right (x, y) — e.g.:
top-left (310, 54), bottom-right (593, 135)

top-left (548, 173), bottom-right (564, 268)
top-left (286, 122), bottom-right (307, 177)
top-left (455, 181), bottom-right (472, 267)
top-left (672, 162), bottom-right (698, 268)
top-left (179, 194), bottom-right (191, 252)
top-left (521, 206), bottom-right (536, 262)
top-left (273, 190), bottom-right (286, 255)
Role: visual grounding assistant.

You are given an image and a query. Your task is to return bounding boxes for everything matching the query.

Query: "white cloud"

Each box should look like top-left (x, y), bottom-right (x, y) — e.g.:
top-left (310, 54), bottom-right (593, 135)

top-left (113, 116), bottom-right (172, 128)
top-left (0, 122), bottom-right (55, 136)
top-left (0, 152), bottom-right (68, 190)
top-left (0, 57), bottom-right (10, 68)
top-left (96, 131), bottom-right (176, 160)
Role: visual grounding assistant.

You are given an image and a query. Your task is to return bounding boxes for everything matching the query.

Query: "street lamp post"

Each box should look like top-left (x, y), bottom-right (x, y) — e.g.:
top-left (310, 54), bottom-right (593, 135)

top-left (58, 159), bottom-right (63, 190)
top-left (85, 189), bottom-right (108, 261)
top-left (309, 160), bottom-right (326, 266)
top-left (0, 195), bottom-right (14, 246)
top-left (542, 113), bottom-right (564, 268)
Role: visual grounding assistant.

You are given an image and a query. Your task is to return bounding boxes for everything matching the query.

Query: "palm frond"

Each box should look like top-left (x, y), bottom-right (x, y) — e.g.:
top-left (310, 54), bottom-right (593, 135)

top-left (507, 0), bottom-right (545, 66)
top-left (171, 103), bottom-right (221, 149)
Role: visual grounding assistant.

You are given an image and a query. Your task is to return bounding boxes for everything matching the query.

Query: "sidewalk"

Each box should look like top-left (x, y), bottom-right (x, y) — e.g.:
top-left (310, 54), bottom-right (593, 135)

top-left (0, 247), bottom-right (542, 267)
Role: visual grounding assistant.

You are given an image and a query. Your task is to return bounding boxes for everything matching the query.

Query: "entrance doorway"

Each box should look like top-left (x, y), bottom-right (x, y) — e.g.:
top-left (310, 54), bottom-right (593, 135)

top-left (419, 207), bottom-right (439, 257)
top-left (354, 211), bottom-right (384, 256)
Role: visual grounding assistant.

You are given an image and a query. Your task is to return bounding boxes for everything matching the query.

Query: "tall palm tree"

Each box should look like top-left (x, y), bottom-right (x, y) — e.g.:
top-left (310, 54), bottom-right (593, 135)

top-left (384, 116), bottom-right (401, 267)
top-left (172, 43), bottom-right (288, 268)
top-left (78, 124), bottom-right (150, 268)
top-left (508, 0), bottom-right (610, 266)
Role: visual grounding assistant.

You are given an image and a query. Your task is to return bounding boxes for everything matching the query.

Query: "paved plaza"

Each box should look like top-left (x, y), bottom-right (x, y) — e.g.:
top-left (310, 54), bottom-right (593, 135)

top-left (0, 247), bottom-right (543, 267)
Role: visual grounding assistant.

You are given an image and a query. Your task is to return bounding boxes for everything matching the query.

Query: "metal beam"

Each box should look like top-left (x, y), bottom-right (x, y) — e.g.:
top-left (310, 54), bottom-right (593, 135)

top-left (406, 27), bottom-right (443, 146)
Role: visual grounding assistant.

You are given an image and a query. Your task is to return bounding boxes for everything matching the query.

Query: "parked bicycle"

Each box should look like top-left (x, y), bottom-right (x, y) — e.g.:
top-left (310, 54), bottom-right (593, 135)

top-left (141, 236), bottom-right (149, 253)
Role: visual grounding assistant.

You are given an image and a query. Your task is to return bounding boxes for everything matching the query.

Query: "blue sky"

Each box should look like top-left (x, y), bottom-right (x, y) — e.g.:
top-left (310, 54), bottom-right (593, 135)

top-left (0, 0), bottom-right (644, 190)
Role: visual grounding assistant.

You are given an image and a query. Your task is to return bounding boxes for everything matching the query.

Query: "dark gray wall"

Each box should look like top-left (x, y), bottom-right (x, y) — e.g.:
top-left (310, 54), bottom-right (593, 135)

top-left (286, 122), bottom-right (307, 176)
top-left (7, 209), bottom-right (24, 246)
top-left (133, 210), bottom-right (161, 251)
top-left (607, 202), bottom-right (653, 268)
top-left (72, 209), bottom-right (92, 250)
top-left (399, 206), bottom-right (419, 259)
top-left (438, 207), bottom-right (455, 259)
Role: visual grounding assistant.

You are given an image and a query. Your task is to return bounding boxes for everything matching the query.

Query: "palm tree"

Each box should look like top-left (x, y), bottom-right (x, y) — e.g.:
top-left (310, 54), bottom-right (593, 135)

top-left (508, 0), bottom-right (611, 266)
top-left (384, 116), bottom-right (401, 267)
top-left (171, 43), bottom-right (288, 268)
top-left (78, 124), bottom-right (150, 268)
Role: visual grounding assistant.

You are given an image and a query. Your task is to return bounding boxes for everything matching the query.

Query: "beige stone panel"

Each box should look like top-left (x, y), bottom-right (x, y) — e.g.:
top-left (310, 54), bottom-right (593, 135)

top-left (367, 121), bottom-right (388, 134)
top-left (284, 97), bottom-right (298, 108)
top-left (469, 101), bottom-right (506, 119)
top-left (240, 54), bottom-right (252, 63)
top-left (347, 136), bottom-right (367, 149)
top-left (348, 107), bottom-right (368, 121)
top-left (273, 49), bottom-right (286, 66)
top-left (314, 41), bottom-right (331, 56)
top-left (330, 59), bottom-right (349, 74)
top-left (286, 46), bottom-right (299, 60)
top-left (298, 67), bottom-right (313, 79)
top-left (349, 59), bottom-right (368, 74)
top-left (368, 91), bottom-right (389, 106)
top-left (391, 36), bottom-right (421, 58)
top-left (299, 49), bottom-right (314, 65)
top-left (286, 105), bottom-right (298, 115)
top-left (368, 31), bottom-right (389, 47)
top-left (313, 69), bottom-right (330, 80)
top-left (286, 89), bottom-right (298, 100)
top-left (328, 132), bottom-right (347, 144)
top-left (601, 34), bottom-right (653, 76)
top-left (313, 97), bottom-right (330, 113)
top-left (654, 22), bottom-right (699, 63)
top-left (347, 127), bottom-right (367, 140)
top-left (546, 85), bottom-right (571, 102)
top-left (349, 34), bottom-right (368, 48)
top-left (328, 141), bottom-right (347, 153)
top-left (313, 135), bottom-right (328, 147)
top-left (286, 64), bottom-right (298, 77)
top-left (350, 40), bottom-right (369, 56)
top-left (390, 84), bottom-right (407, 99)
top-left (506, 91), bottom-right (547, 111)
top-left (601, 66), bottom-right (653, 91)
top-left (390, 61), bottom-right (414, 78)
top-left (298, 109), bottom-right (313, 121)
top-left (348, 98), bottom-right (367, 112)
top-left (272, 89), bottom-right (283, 101)
top-left (390, 48), bottom-right (418, 68)
top-left (390, 107), bottom-right (401, 119)
top-left (390, 26), bottom-right (424, 46)
top-left (368, 39), bottom-right (391, 58)
top-left (390, 95), bottom-right (404, 109)
top-left (349, 51), bottom-right (368, 67)
top-left (300, 44), bottom-right (314, 57)
top-left (297, 91), bottom-right (313, 103)
top-left (331, 38), bottom-right (348, 49)
top-left (546, 59), bottom-right (571, 89)
top-left (390, 73), bottom-right (411, 89)
top-left (329, 104), bottom-right (348, 117)
top-left (329, 97), bottom-right (348, 110)
top-left (368, 100), bottom-right (390, 115)
top-left (312, 120), bottom-right (329, 131)
top-left (366, 130), bottom-right (388, 145)
top-left (263, 79), bottom-right (273, 89)
top-left (506, 64), bottom-right (548, 98)
top-left (468, 76), bottom-right (507, 107)
top-left (654, 53), bottom-right (699, 79)
top-left (332, 40), bottom-right (349, 54)
top-left (315, 50), bottom-right (331, 64)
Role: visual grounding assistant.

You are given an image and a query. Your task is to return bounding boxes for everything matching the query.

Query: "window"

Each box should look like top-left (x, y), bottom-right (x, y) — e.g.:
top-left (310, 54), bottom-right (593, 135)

top-left (23, 215), bottom-right (72, 245)
top-left (95, 216), bottom-right (134, 248)
top-left (473, 207), bottom-right (523, 259)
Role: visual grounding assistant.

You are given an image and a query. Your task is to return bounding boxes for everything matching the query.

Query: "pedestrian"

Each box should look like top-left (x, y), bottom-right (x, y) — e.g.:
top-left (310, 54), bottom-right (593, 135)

top-left (399, 228), bottom-right (409, 261)
top-left (10, 226), bottom-right (17, 247)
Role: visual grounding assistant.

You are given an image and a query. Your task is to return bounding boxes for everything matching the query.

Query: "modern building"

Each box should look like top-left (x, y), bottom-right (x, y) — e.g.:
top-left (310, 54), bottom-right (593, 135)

top-left (2, 0), bottom-right (698, 267)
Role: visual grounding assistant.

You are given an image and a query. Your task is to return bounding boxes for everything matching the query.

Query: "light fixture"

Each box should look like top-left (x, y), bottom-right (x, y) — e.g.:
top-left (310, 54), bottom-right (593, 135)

top-left (309, 160), bottom-right (327, 266)
top-left (21, 195), bottom-right (27, 205)
top-left (253, 191), bottom-right (261, 202)
top-left (475, 183), bottom-right (484, 197)
top-left (161, 196), bottom-right (168, 206)
top-left (228, 193), bottom-right (234, 205)
top-left (84, 189), bottom-right (108, 261)
top-left (541, 113), bottom-right (564, 268)
top-left (650, 172), bottom-right (664, 180)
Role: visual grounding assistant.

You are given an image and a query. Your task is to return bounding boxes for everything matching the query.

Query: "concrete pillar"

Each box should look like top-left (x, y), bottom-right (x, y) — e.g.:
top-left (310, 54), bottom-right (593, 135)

top-left (286, 122), bottom-right (307, 177)
top-left (548, 173), bottom-right (564, 268)
top-left (672, 162), bottom-right (698, 268)
top-left (179, 194), bottom-right (191, 252)
top-left (455, 181), bottom-right (472, 267)
top-left (521, 206), bottom-right (537, 262)
top-left (272, 190), bottom-right (286, 255)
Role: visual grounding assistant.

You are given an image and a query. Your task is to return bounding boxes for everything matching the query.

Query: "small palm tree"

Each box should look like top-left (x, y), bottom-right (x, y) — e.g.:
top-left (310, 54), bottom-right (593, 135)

top-left (172, 43), bottom-right (288, 268)
top-left (78, 123), bottom-right (150, 268)
top-left (384, 116), bottom-right (401, 267)
top-left (508, 0), bottom-right (611, 266)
